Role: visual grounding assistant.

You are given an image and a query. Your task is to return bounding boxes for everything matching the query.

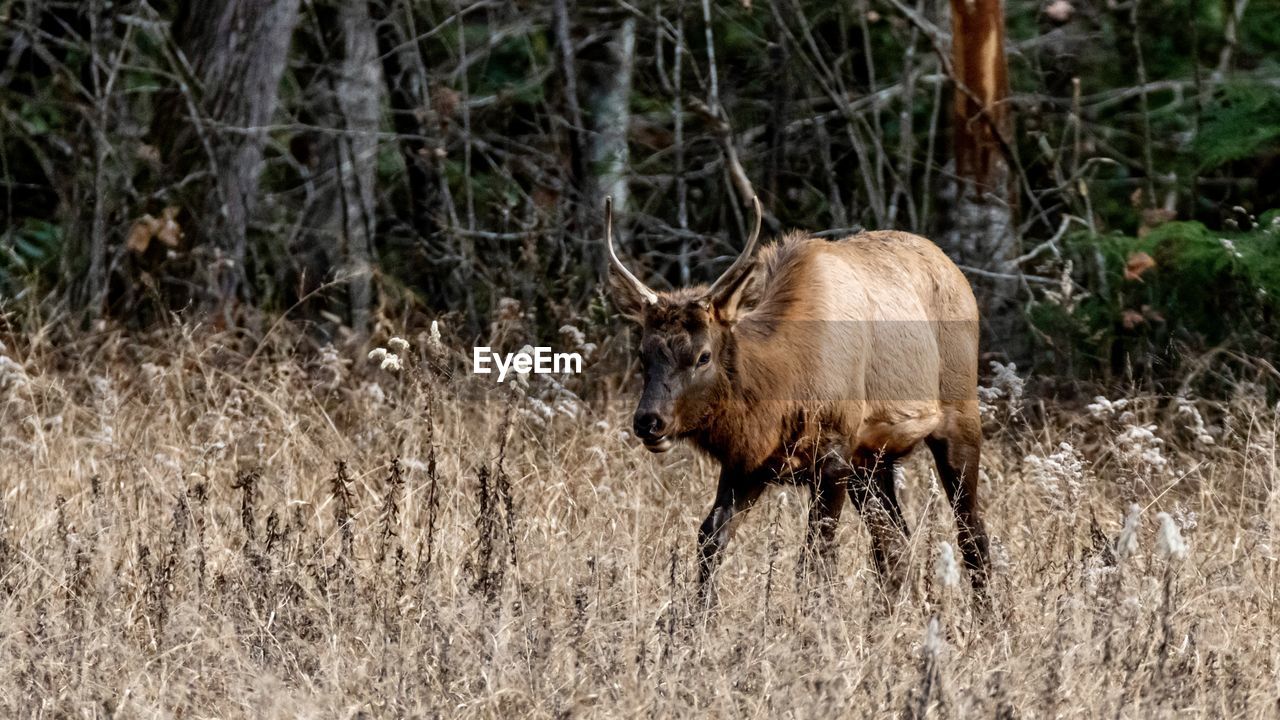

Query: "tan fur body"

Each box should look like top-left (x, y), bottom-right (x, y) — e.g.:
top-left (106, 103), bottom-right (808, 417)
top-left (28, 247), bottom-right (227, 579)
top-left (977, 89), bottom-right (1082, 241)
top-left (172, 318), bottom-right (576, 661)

top-left (689, 230), bottom-right (980, 473)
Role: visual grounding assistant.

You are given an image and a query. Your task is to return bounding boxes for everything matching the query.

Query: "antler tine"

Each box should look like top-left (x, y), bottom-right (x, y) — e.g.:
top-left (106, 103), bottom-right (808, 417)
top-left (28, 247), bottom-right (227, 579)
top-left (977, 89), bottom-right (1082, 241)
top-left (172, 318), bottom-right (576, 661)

top-left (705, 195), bottom-right (763, 303)
top-left (605, 196), bottom-right (658, 305)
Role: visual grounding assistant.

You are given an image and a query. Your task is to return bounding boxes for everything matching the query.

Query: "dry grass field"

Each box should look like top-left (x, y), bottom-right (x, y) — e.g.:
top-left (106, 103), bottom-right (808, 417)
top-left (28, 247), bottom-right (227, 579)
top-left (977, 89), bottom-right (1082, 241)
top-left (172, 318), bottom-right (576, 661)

top-left (1, 327), bottom-right (1277, 718)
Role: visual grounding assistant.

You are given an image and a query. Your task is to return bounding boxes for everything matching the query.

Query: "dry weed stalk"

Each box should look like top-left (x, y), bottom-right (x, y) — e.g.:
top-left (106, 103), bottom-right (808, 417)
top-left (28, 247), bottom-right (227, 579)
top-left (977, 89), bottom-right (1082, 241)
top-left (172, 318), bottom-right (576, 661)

top-left (0, 330), bottom-right (1273, 716)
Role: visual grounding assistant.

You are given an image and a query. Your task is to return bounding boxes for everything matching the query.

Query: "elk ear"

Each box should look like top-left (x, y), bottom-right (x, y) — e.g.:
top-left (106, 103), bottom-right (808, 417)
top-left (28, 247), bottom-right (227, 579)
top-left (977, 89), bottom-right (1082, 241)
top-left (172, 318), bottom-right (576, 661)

top-left (608, 266), bottom-right (650, 323)
top-left (709, 263), bottom-right (760, 324)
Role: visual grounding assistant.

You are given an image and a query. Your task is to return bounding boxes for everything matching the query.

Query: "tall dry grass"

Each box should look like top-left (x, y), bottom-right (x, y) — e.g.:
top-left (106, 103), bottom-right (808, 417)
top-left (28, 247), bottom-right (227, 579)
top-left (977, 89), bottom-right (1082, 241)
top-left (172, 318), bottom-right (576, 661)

top-left (0, 326), bottom-right (1277, 718)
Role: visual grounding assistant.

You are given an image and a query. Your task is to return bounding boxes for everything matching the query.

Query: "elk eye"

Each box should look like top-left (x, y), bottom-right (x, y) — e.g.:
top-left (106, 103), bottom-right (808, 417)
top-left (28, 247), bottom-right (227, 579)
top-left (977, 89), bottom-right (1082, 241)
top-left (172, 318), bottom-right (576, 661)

top-left (696, 351), bottom-right (711, 367)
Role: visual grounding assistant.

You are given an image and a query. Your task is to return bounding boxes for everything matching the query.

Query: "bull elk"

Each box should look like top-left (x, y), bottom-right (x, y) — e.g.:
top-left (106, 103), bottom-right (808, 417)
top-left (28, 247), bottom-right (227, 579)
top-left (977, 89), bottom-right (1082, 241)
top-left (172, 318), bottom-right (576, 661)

top-left (605, 197), bottom-right (991, 603)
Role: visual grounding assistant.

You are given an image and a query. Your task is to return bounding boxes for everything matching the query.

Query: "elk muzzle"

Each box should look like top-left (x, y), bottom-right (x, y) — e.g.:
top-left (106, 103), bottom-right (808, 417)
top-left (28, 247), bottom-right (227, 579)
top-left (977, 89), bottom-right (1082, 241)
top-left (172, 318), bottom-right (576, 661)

top-left (632, 388), bottom-right (675, 452)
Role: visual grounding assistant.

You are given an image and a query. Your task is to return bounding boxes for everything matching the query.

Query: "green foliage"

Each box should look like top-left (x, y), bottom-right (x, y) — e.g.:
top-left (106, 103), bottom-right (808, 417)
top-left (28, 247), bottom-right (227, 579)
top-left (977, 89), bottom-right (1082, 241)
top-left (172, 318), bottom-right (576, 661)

top-left (1194, 84), bottom-right (1280, 170)
top-left (1237, 2), bottom-right (1280, 59)
top-left (1031, 218), bottom-right (1280, 388)
top-left (0, 219), bottom-right (63, 299)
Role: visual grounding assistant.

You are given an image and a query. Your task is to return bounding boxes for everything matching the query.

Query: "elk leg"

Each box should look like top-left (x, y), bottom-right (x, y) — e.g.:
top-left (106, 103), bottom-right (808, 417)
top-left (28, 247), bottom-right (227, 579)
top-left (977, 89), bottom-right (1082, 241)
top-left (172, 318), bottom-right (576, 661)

top-left (697, 469), bottom-right (766, 604)
top-left (801, 468), bottom-right (847, 583)
top-left (926, 420), bottom-right (991, 601)
top-left (845, 453), bottom-right (910, 598)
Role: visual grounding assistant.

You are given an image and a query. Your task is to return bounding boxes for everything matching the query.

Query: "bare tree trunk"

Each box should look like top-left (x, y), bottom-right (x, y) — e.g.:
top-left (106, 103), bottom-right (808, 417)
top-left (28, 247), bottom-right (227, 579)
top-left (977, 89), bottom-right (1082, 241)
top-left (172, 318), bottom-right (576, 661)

top-left (156, 0), bottom-right (301, 316)
top-left (587, 16), bottom-right (636, 252)
top-left (297, 1), bottom-right (382, 335)
top-left (943, 0), bottom-right (1019, 348)
top-left (369, 0), bottom-right (451, 242)
top-left (86, 0), bottom-right (110, 318)
top-left (552, 0), bottom-right (588, 193)
top-left (1212, 0), bottom-right (1250, 83)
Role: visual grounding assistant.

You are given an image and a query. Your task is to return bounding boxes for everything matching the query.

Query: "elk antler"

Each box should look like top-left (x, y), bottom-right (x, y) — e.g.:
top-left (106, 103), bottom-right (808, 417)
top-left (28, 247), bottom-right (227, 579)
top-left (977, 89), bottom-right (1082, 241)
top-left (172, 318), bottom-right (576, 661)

top-left (604, 196), bottom-right (658, 306)
top-left (705, 195), bottom-right (763, 306)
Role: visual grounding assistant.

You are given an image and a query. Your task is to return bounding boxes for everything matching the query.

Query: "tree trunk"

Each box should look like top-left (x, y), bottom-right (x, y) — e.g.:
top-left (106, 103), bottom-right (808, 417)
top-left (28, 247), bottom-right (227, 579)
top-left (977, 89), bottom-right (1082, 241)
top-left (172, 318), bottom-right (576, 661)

top-left (295, 1), bottom-right (383, 335)
top-left (552, 0), bottom-right (588, 196)
top-left (586, 16), bottom-right (637, 251)
top-left (368, 0), bottom-right (448, 242)
top-left (944, 0), bottom-right (1020, 351)
top-left (155, 0), bottom-right (301, 316)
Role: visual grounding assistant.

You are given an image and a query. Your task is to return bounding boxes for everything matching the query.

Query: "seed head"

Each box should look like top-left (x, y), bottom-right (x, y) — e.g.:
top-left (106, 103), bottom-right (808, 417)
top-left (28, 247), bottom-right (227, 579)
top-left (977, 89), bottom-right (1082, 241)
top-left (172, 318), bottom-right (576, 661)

top-left (427, 320), bottom-right (445, 360)
top-left (1155, 512), bottom-right (1188, 561)
top-left (388, 336), bottom-right (410, 353)
top-left (514, 344), bottom-right (534, 387)
top-left (368, 347), bottom-right (387, 363)
top-left (380, 354), bottom-right (402, 372)
top-left (923, 615), bottom-right (945, 657)
top-left (1117, 503), bottom-right (1142, 561)
top-left (934, 541), bottom-right (960, 588)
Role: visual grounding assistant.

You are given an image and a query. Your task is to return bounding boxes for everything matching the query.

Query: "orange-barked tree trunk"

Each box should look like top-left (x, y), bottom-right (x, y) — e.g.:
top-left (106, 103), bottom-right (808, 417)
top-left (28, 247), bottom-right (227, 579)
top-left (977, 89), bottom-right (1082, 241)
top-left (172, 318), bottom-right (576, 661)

top-left (944, 0), bottom-right (1021, 352)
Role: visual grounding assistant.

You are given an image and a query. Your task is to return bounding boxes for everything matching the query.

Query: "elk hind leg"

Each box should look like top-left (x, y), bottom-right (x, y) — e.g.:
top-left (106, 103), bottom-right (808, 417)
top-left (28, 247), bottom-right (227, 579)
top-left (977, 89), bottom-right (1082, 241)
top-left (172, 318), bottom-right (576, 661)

top-left (844, 452), bottom-right (910, 601)
top-left (926, 412), bottom-right (991, 601)
top-left (801, 466), bottom-right (847, 585)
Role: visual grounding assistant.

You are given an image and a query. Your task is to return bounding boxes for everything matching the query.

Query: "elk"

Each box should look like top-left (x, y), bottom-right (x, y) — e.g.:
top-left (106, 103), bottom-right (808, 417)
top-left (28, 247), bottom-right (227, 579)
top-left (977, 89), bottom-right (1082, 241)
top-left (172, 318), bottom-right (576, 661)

top-left (606, 197), bottom-right (990, 603)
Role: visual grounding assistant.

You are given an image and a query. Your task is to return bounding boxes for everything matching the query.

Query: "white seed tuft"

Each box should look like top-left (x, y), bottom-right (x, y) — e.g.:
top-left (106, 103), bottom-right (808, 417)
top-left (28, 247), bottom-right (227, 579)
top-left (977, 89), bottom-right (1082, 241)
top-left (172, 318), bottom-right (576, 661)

top-left (1156, 512), bottom-right (1188, 561)
top-left (934, 541), bottom-right (960, 589)
top-left (427, 320), bottom-right (445, 359)
top-left (1024, 442), bottom-right (1087, 509)
top-left (368, 347), bottom-right (387, 363)
top-left (1116, 423), bottom-right (1167, 471)
top-left (923, 615), bottom-right (945, 658)
top-left (388, 336), bottom-right (410, 353)
top-left (514, 344), bottom-right (535, 387)
top-left (380, 354), bottom-right (402, 372)
top-left (559, 324), bottom-right (586, 349)
top-left (1174, 396), bottom-right (1215, 446)
top-left (1117, 503), bottom-right (1142, 561)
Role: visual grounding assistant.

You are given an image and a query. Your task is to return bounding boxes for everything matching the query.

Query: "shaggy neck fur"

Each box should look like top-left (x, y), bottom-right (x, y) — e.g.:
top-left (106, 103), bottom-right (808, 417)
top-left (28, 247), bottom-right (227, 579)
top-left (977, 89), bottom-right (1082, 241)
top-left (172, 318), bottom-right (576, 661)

top-left (688, 317), bottom-right (800, 473)
top-left (686, 235), bottom-right (819, 470)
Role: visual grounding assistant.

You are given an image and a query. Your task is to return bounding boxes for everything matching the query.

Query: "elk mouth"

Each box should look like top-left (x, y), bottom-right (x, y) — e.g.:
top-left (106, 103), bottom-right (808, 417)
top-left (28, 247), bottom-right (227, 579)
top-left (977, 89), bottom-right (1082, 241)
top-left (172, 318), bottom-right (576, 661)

top-left (642, 436), bottom-right (674, 453)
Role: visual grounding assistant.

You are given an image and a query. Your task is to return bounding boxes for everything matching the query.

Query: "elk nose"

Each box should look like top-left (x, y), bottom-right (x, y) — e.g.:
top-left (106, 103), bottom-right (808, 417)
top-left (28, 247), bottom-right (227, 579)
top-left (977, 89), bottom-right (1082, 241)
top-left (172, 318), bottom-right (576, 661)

top-left (633, 412), bottom-right (666, 439)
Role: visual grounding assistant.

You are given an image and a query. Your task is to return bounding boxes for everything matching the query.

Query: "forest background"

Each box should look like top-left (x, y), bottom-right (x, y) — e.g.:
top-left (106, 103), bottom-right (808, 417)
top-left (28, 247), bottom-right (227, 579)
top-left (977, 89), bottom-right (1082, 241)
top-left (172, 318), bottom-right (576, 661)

top-left (2, 0), bottom-right (1279, 395)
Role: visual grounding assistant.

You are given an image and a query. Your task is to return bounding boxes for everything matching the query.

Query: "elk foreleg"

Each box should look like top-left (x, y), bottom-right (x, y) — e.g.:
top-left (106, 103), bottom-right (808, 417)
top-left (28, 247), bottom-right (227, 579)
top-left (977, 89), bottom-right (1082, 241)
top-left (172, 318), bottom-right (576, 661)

top-left (801, 468), bottom-right (847, 584)
top-left (698, 468), bottom-right (766, 605)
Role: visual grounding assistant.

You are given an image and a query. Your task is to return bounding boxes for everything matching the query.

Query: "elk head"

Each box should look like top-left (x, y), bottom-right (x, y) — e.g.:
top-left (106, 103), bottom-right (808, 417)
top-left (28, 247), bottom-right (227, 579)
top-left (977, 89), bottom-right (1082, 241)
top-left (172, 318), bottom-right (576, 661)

top-left (606, 196), bottom-right (763, 452)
